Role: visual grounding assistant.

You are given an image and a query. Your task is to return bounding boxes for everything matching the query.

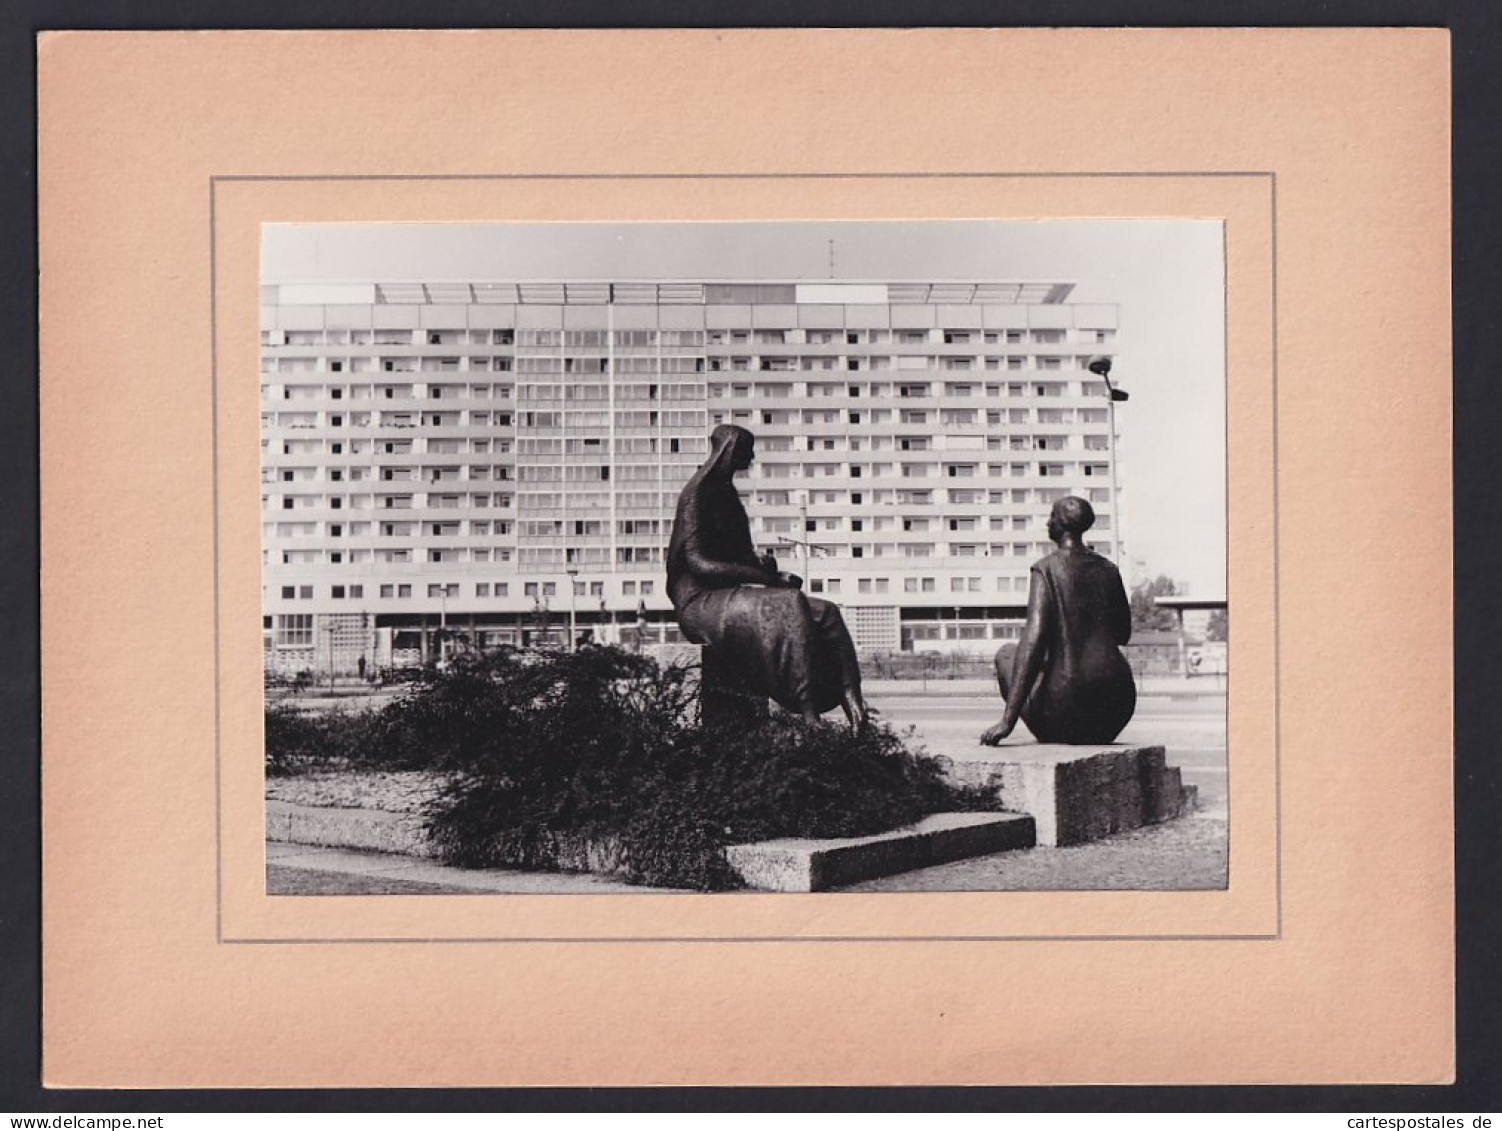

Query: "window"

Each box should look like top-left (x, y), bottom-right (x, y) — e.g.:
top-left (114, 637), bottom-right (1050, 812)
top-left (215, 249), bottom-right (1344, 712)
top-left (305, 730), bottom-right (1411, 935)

top-left (274, 614), bottom-right (313, 648)
top-left (477, 583), bottom-right (490, 597)
top-left (332, 586), bottom-right (346, 599)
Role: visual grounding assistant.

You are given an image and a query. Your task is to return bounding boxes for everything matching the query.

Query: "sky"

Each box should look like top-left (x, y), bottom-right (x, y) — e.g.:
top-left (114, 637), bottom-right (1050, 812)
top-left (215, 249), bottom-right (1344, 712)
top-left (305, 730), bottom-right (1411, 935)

top-left (264, 221), bottom-right (1226, 595)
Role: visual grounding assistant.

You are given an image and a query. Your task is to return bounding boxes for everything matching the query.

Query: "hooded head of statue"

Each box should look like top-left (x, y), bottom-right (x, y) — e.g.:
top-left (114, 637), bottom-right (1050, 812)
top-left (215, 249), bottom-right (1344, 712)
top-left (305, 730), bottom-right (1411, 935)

top-left (704, 423), bottom-right (756, 478)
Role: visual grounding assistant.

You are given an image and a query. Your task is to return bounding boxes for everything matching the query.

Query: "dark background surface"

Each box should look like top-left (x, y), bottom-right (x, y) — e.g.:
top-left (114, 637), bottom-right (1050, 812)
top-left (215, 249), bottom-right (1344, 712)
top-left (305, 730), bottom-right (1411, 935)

top-left (4, 0), bottom-right (1496, 1113)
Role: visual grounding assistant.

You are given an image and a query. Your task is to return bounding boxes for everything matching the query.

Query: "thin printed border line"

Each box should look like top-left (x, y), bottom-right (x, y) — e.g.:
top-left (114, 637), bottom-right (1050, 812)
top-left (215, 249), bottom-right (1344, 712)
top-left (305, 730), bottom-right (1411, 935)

top-left (214, 171), bottom-right (1275, 182)
top-left (211, 170), bottom-right (1278, 944)
top-left (223, 933), bottom-right (1280, 945)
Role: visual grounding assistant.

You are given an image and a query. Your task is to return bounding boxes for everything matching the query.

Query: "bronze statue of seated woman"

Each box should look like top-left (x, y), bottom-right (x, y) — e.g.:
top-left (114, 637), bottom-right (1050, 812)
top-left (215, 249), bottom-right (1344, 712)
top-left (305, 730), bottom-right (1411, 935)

top-left (981, 495), bottom-right (1137, 746)
top-left (666, 425), bottom-right (869, 730)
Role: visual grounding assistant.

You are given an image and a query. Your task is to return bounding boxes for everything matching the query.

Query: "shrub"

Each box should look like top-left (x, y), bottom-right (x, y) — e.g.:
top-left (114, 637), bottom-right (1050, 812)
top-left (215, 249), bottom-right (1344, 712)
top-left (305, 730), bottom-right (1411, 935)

top-left (415, 646), bottom-right (995, 889)
top-left (418, 647), bottom-right (702, 870)
top-left (263, 701), bottom-right (383, 776)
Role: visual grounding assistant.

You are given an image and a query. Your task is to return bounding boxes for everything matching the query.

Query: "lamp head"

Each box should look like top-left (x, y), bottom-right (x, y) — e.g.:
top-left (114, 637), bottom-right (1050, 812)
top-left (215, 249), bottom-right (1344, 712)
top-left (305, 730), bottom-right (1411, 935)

top-left (1086, 356), bottom-right (1113, 377)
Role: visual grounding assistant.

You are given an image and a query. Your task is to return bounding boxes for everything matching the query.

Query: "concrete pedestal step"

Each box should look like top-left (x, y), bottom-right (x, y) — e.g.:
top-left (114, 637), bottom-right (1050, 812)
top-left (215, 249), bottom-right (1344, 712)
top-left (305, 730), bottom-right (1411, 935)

top-left (267, 799), bottom-right (433, 857)
top-left (266, 801), bottom-right (1037, 892)
top-left (929, 741), bottom-right (1197, 846)
top-left (724, 812), bottom-right (1036, 893)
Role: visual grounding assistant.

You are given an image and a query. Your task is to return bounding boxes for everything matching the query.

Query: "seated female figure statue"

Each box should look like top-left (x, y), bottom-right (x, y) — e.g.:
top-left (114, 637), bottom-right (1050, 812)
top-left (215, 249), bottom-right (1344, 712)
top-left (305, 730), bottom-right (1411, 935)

top-left (981, 495), bottom-right (1136, 746)
top-left (667, 424), bottom-right (869, 730)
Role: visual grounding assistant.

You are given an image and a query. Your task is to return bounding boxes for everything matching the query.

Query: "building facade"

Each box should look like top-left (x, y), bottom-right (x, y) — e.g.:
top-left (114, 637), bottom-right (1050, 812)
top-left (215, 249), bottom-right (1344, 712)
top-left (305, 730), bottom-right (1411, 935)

top-left (260, 280), bottom-right (1121, 675)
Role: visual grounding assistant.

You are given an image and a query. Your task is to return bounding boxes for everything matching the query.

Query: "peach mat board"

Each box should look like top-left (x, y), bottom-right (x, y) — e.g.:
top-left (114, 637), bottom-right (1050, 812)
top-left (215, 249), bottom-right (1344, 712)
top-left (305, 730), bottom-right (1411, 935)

top-left (39, 29), bottom-right (1451, 1087)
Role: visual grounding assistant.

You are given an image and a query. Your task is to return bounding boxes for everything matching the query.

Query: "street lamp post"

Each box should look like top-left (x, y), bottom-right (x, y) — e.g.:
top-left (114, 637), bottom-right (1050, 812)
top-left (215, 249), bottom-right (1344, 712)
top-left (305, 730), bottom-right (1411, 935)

top-left (324, 621), bottom-right (336, 691)
top-left (798, 490), bottom-right (811, 583)
top-left (566, 568), bottom-right (579, 652)
top-left (1087, 356), bottom-right (1129, 563)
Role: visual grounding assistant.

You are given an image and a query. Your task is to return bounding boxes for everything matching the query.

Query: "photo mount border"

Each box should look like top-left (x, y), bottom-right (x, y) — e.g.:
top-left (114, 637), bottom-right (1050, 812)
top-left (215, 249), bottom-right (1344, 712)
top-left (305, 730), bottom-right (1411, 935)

top-left (212, 170), bottom-right (1275, 945)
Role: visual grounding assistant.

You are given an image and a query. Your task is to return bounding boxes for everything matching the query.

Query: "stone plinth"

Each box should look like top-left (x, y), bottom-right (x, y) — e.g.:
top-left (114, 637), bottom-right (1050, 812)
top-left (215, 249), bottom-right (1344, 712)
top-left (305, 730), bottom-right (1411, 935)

top-left (931, 743), bottom-right (1196, 846)
top-left (724, 812), bottom-right (1036, 893)
top-left (699, 643), bottom-right (770, 731)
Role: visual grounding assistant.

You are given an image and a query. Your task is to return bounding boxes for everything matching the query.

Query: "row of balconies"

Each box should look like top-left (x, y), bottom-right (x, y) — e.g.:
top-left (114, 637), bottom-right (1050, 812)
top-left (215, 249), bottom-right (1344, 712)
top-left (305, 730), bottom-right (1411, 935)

top-left (266, 436), bottom-right (1113, 469)
top-left (266, 372), bottom-right (1104, 398)
top-left (265, 332), bottom-right (1109, 356)
top-left (262, 551), bottom-right (1067, 579)
top-left (268, 513), bottom-right (1095, 541)
top-left (264, 422), bottom-right (1111, 449)
top-left (270, 477), bottom-right (1117, 510)
top-left (270, 498), bottom-right (1113, 527)
top-left (263, 551), bottom-right (1072, 582)
top-left (265, 355), bottom-right (1103, 383)
top-left (264, 388), bottom-right (1111, 415)
top-left (267, 479), bottom-right (1115, 517)
top-left (273, 451), bottom-right (1115, 476)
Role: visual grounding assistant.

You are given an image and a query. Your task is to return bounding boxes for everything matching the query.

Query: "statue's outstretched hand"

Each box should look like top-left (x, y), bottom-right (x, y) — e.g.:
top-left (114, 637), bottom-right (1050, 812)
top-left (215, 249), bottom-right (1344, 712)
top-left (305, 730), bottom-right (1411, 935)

top-left (980, 718), bottom-right (1016, 746)
top-left (775, 571), bottom-right (804, 590)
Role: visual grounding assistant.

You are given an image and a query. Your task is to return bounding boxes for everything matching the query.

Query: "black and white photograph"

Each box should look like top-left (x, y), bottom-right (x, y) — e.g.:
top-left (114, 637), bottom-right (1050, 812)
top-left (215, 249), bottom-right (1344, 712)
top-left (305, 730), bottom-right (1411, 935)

top-left (260, 220), bottom-right (1228, 896)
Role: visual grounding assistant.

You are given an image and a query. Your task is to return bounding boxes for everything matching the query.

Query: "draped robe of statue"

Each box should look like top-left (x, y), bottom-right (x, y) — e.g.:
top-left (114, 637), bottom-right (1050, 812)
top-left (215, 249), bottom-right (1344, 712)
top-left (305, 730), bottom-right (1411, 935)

top-left (996, 545), bottom-right (1137, 744)
top-left (666, 426), bottom-right (862, 718)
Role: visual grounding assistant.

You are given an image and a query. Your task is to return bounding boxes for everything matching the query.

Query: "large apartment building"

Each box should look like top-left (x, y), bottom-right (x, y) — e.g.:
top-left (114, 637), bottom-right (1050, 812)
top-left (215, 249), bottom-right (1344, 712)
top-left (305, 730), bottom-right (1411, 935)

top-left (261, 280), bottom-right (1122, 675)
